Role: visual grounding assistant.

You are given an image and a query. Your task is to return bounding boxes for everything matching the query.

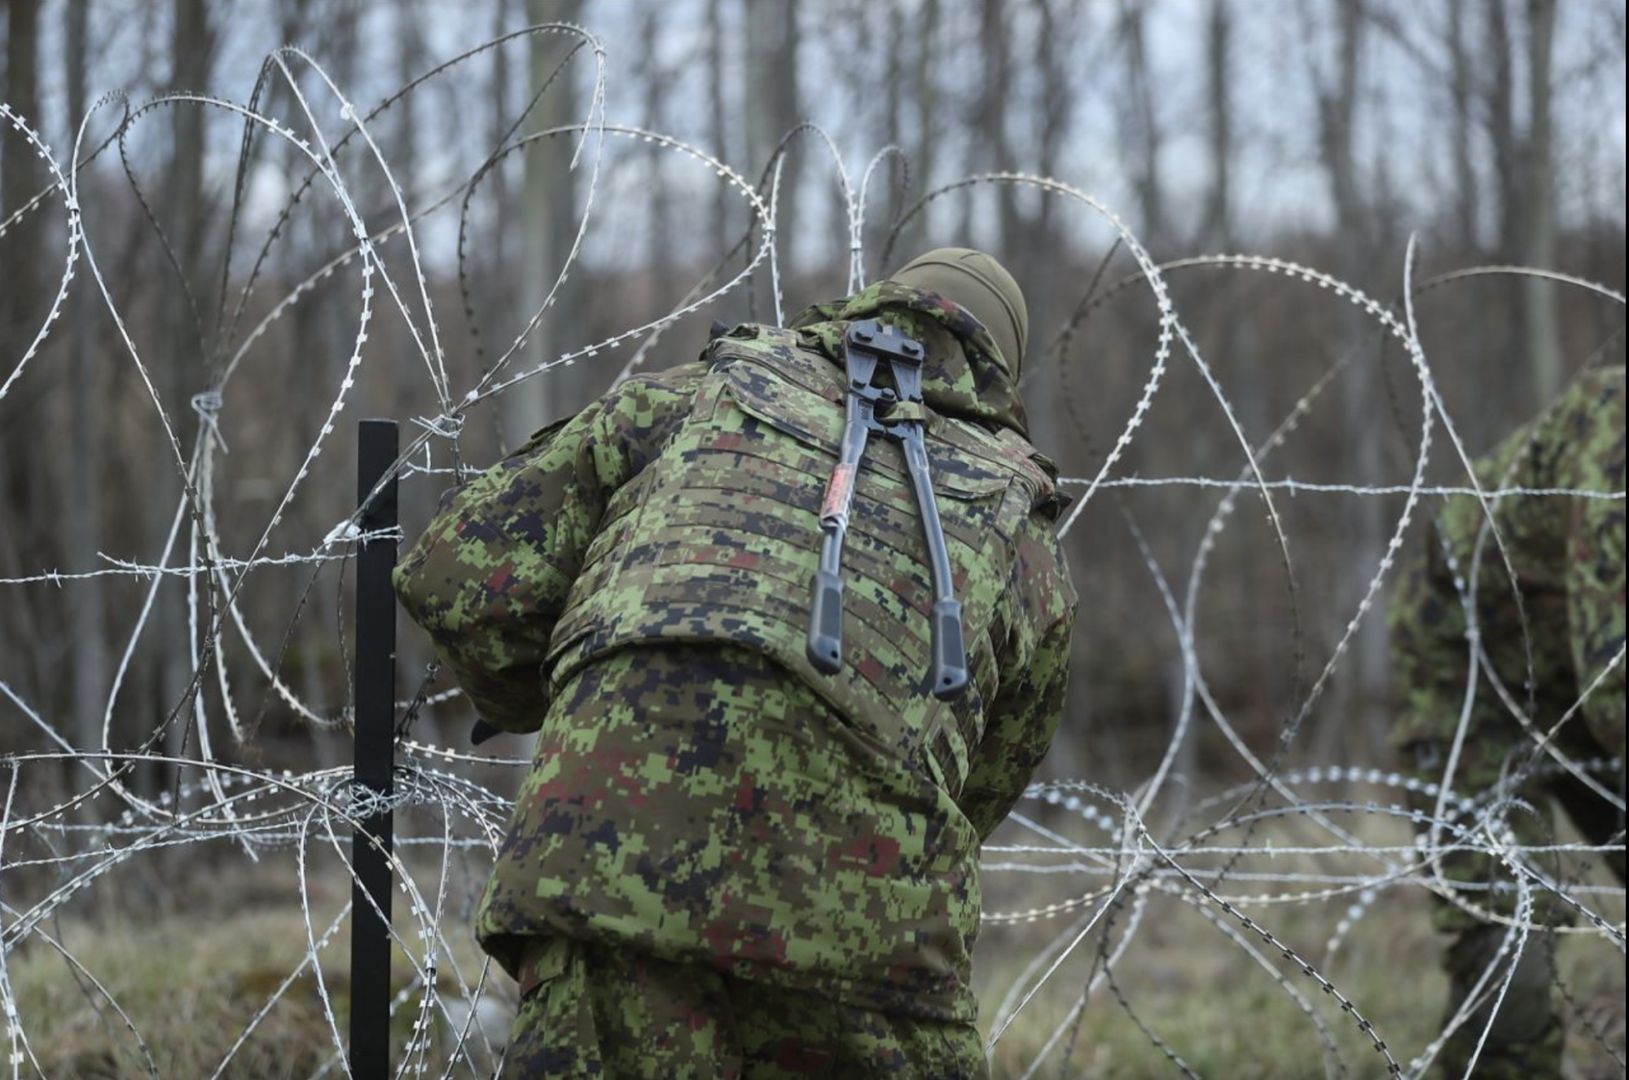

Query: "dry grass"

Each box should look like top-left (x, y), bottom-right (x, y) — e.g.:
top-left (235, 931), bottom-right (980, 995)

top-left (974, 804), bottom-right (1627, 1079)
top-left (4, 853), bottom-right (505, 1080)
top-left (976, 903), bottom-right (1624, 1079)
top-left (5, 819), bottom-right (1622, 1078)
top-left (11, 908), bottom-right (345, 1079)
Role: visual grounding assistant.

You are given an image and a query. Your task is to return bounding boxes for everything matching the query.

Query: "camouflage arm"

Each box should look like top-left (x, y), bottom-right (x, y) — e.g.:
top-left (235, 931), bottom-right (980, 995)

top-left (1565, 468), bottom-right (1626, 758)
top-left (1555, 369), bottom-right (1627, 756)
top-left (1387, 519), bottom-right (1474, 754)
top-left (958, 517), bottom-right (1077, 841)
top-left (391, 365), bottom-right (706, 733)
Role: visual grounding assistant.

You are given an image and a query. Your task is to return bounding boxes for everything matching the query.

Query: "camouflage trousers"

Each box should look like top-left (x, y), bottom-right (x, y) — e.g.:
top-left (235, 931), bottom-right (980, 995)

top-left (497, 937), bottom-right (989, 1080)
top-left (1401, 735), bottom-right (1626, 1079)
top-left (1433, 923), bottom-right (1563, 1080)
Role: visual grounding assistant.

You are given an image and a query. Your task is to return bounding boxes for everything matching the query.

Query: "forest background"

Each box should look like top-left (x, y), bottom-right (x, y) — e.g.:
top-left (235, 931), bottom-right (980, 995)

top-left (0, 0), bottom-right (1625, 810)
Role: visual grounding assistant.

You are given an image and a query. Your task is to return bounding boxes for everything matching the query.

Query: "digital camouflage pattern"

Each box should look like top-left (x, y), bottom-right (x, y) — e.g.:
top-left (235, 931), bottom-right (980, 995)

top-left (1388, 365), bottom-right (1625, 1079)
top-left (393, 281), bottom-right (1076, 1027)
top-left (499, 918), bottom-right (987, 1079)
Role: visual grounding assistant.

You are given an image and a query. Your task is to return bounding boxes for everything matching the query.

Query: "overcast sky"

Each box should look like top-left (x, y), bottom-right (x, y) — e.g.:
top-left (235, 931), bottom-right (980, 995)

top-left (18, 0), bottom-right (1627, 274)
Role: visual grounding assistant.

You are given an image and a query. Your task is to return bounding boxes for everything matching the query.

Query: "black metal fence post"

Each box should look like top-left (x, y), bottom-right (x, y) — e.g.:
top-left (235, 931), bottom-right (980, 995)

top-left (351, 419), bottom-right (398, 1080)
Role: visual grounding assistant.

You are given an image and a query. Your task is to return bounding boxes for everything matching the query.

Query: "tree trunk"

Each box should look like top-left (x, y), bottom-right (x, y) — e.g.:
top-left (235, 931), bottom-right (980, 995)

top-left (156, 0), bottom-right (212, 772)
top-left (1485, 0), bottom-right (1521, 262)
top-left (642, 6), bottom-right (671, 295)
top-left (744, 0), bottom-right (800, 307)
top-left (395, 0), bottom-right (425, 419)
top-left (1443, 0), bottom-right (1494, 406)
top-left (1522, 0), bottom-right (1561, 401)
top-left (1446, 0), bottom-right (1479, 252)
top-left (64, 0), bottom-right (108, 757)
top-left (706, 0), bottom-right (730, 260)
top-left (1483, 0), bottom-right (1526, 388)
top-left (1035, 0), bottom-right (1071, 240)
top-left (977, 0), bottom-right (1017, 247)
top-left (1118, 0), bottom-right (1164, 248)
top-left (1203, 0), bottom-right (1233, 249)
top-left (489, 0), bottom-right (511, 294)
top-left (1, 0), bottom-right (46, 715)
top-left (505, 0), bottom-right (585, 444)
top-left (1316, 0), bottom-right (1388, 757)
top-left (908, 0), bottom-right (939, 255)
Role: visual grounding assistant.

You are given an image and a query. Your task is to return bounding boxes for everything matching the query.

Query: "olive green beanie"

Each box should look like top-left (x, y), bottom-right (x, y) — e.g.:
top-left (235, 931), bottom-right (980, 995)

top-left (889, 247), bottom-right (1028, 378)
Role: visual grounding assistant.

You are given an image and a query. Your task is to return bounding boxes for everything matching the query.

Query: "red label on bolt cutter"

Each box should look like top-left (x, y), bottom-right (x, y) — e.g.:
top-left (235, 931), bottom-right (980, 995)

top-left (821, 464), bottom-right (855, 520)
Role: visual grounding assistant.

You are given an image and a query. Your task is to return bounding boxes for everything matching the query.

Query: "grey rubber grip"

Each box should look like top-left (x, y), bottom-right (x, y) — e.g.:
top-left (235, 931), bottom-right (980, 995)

top-left (930, 599), bottom-right (969, 699)
top-left (807, 570), bottom-right (846, 673)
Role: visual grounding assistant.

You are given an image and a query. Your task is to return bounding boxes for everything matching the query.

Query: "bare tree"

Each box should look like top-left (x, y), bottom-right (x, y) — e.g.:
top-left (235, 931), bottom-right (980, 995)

top-left (1034, 0), bottom-right (1073, 243)
top-left (908, 0), bottom-right (940, 255)
top-left (0, 0), bottom-right (46, 708)
top-left (1203, 0), bottom-right (1233, 249)
top-left (396, 0), bottom-right (425, 421)
top-left (1118, 0), bottom-right (1165, 248)
top-left (642, 5), bottom-right (672, 295)
top-left (506, 0), bottom-right (585, 442)
top-left (488, 0), bottom-right (512, 297)
top-left (156, 0), bottom-right (213, 768)
top-left (1445, 0), bottom-right (1479, 251)
top-left (1311, 0), bottom-right (1390, 754)
top-left (1523, 0), bottom-right (1561, 400)
top-left (706, 0), bottom-right (730, 259)
top-left (883, 3), bottom-right (904, 156)
top-left (971, 0), bottom-right (1017, 246)
top-left (1485, 0), bottom-right (1521, 260)
top-left (64, 0), bottom-right (108, 757)
top-left (744, 0), bottom-right (800, 293)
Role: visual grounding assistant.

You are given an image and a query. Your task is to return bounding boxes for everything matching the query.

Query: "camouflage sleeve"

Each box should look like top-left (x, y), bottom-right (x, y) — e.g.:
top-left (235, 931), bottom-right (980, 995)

top-left (1568, 493), bottom-right (1626, 755)
top-left (391, 364), bottom-right (706, 733)
top-left (1387, 516), bottom-right (1471, 756)
top-left (958, 514), bottom-right (1077, 841)
top-left (1562, 373), bottom-right (1626, 757)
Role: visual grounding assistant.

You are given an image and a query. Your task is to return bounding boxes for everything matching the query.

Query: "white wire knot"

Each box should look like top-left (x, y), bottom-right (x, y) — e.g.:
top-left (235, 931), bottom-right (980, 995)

top-left (191, 389), bottom-right (229, 454)
top-left (342, 783), bottom-right (416, 823)
top-left (319, 521), bottom-right (403, 549)
top-left (322, 519), bottom-right (363, 547)
top-left (410, 413), bottom-right (464, 440)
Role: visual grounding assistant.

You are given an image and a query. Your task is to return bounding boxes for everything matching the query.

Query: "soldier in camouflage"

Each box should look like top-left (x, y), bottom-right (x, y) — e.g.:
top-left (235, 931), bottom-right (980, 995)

top-left (1388, 365), bottom-right (1625, 1079)
top-left (394, 248), bottom-right (1077, 1078)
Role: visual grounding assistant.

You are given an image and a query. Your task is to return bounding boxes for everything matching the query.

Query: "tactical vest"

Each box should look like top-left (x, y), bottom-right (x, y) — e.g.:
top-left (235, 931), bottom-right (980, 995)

top-left (544, 326), bottom-right (1058, 794)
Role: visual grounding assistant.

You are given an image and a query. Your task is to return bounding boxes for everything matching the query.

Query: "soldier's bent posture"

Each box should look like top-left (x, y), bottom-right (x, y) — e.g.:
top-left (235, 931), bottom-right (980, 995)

top-left (394, 249), bottom-right (1077, 1078)
top-left (1389, 366), bottom-right (1624, 1079)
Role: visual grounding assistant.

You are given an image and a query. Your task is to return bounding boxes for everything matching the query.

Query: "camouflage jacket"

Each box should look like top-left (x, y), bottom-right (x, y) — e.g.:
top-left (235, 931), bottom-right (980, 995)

top-left (393, 281), bottom-right (1077, 1020)
top-left (1389, 366), bottom-right (1626, 772)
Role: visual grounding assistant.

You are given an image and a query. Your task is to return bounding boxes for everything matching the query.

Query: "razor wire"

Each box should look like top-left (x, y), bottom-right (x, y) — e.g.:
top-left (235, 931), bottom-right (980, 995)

top-left (0, 21), bottom-right (1624, 1080)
